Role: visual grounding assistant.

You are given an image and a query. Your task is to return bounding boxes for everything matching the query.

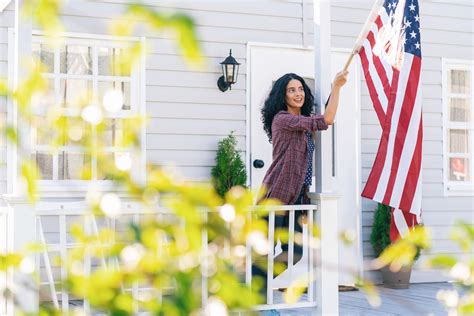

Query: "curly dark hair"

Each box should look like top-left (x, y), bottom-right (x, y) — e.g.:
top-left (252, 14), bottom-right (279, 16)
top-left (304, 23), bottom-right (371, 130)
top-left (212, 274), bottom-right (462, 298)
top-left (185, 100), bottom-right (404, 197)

top-left (261, 73), bottom-right (314, 143)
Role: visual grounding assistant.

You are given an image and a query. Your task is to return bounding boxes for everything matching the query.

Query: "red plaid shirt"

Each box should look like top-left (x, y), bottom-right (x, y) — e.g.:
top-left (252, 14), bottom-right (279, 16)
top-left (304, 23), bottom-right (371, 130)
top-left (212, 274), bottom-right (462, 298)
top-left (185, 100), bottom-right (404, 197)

top-left (261, 111), bottom-right (328, 204)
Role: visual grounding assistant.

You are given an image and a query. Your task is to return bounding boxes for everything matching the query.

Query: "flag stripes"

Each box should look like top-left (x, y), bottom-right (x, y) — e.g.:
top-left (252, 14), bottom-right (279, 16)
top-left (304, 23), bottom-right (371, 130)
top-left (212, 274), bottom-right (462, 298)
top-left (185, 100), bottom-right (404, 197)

top-left (358, 0), bottom-right (423, 241)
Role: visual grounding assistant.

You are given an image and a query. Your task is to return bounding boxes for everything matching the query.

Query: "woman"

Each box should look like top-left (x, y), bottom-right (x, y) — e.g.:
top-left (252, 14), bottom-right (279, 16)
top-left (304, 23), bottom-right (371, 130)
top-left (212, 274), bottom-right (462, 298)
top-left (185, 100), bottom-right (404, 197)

top-left (260, 71), bottom-right (347, 205)
top-left (254, 71), bottom-right (347, 308)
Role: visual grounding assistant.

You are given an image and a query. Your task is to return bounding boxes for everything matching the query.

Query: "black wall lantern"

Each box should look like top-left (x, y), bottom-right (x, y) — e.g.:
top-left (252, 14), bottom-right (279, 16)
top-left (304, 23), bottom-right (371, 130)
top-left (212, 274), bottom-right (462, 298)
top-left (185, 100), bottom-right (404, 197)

top-left (217, 49), bottom-right (240, 92)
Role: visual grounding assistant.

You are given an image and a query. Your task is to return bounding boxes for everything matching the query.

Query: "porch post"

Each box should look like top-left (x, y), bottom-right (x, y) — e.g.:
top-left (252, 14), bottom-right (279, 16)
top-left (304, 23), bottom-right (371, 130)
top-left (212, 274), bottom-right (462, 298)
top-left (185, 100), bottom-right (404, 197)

top-left (2, 1), bottom-right (38, 314)
top-left (3, 196), bottom-right (38, 314)
top-left (313, 1), bottom-right (339, 315)
top-left (10, 0), bottom-right (32, 195)
top-left (309, 193), bottom-right (339, 316)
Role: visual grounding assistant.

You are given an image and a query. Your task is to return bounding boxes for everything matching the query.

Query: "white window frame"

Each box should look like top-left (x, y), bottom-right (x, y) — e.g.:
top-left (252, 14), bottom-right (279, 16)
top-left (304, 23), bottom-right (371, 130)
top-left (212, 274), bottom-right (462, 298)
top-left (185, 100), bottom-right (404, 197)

top-left (442, 58), bottom-right (474, 196)
top-left (10, 31), bottom-right (147, 195)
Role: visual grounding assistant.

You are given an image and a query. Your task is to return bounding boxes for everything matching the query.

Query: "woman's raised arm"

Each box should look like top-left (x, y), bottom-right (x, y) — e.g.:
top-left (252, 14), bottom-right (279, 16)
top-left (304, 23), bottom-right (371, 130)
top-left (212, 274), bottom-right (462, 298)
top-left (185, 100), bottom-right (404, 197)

top-left (324, 70), bottom-right (348, 125)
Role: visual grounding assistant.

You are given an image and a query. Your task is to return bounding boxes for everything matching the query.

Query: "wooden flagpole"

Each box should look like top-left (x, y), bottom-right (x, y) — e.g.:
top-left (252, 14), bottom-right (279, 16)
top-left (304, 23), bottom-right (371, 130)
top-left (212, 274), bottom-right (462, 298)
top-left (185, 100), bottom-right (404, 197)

top-left (342, 0), bottom-right (385, 71)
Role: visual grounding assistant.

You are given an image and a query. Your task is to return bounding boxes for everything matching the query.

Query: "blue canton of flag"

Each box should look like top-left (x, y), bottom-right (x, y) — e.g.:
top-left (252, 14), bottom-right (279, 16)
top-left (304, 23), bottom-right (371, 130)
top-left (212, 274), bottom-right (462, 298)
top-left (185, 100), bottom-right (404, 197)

top-left (383, 0), bottom-right (422, 57)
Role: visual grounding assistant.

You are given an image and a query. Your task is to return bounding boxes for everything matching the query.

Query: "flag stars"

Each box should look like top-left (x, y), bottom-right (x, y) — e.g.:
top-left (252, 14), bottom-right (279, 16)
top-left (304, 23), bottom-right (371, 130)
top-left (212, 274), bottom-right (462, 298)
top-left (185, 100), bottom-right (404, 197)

top-left (404, 19), bottom-right (412, 28)
top-left (414, 15), bottom-right (420, 22)
top-left (410, 30), bottom-right (417, 39)
top-left (415, 42), bottom-right (420, 50)
top-left (409, 2), bottom-right (416, 11)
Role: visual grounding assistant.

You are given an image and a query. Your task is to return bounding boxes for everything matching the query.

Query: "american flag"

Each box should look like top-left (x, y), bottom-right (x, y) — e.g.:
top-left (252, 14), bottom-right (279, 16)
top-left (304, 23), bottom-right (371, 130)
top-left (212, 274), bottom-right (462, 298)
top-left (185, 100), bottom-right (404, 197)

top-left (358, 0), bottom-right (423, 241)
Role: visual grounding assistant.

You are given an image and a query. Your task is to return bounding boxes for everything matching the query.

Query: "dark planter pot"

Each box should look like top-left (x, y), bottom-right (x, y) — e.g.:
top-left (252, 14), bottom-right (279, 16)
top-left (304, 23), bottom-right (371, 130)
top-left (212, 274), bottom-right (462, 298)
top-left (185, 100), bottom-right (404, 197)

top-left (381, 265), bottom-right (412, 289)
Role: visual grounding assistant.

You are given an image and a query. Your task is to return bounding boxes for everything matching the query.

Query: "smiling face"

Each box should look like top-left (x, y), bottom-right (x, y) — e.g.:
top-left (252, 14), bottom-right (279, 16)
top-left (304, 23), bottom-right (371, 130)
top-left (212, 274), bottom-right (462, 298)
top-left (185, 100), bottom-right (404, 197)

top-left (285, 79), bottom-right (305, 115)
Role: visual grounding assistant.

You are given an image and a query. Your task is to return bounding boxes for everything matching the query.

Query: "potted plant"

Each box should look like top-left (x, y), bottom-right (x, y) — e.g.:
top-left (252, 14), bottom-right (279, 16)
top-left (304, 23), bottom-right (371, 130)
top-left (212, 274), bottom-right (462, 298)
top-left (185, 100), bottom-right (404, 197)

top-left (370, 203), bottom-right (420, 289)
top-left (211, 131), bottom-right (247, 198)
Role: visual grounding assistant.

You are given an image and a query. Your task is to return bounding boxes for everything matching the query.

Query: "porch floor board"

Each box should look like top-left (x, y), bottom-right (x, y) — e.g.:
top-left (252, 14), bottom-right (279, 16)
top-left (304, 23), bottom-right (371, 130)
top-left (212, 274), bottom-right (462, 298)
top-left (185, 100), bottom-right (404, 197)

top-left (263, 282), bottom-right (452, 315)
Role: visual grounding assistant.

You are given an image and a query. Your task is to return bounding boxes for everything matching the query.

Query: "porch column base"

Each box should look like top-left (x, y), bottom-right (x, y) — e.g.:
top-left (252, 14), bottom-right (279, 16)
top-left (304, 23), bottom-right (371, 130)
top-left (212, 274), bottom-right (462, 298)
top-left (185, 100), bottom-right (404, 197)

top-left (2, 195), bottom-right (38, 314)
top-left (308, 192), bottom-right (340, 316)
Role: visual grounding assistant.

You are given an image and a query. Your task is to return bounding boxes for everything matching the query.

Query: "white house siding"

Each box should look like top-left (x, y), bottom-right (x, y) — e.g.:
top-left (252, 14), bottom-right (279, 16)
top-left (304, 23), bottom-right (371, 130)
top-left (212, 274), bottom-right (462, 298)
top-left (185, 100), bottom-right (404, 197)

top-left (0, 3), bottom-right (13, 195)
top-left (42, 0), bottom-right (306, 181)
top-left (329, 0), bottom-right (474, 283)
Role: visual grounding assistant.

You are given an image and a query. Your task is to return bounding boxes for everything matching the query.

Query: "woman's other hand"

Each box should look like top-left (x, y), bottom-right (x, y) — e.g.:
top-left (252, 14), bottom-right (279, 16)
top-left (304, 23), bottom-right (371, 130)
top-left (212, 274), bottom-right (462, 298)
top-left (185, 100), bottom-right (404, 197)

top-left (333, 70), bottom-right (348, 89)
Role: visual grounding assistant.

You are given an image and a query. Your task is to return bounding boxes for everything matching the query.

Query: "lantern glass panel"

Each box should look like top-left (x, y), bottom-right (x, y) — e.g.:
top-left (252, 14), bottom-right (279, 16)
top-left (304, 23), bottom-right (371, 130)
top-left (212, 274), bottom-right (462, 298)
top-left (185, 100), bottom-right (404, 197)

top-left (226, 64), bottom-right (234, 83)
top-left (222, 64), bottom-right (228, 82)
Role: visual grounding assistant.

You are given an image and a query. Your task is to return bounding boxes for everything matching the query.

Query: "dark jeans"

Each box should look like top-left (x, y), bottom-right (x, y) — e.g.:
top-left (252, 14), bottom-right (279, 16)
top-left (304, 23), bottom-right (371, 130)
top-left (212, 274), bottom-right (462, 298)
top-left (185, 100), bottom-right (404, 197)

top-left (252, 186), bottom-right (309, 295)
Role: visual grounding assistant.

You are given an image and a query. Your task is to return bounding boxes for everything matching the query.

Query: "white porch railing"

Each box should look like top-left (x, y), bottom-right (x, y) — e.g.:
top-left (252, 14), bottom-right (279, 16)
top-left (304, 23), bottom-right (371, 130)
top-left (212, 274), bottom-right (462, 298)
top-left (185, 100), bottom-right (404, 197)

top-left (0, 207), bottom-right (9, 316)
top-left (2, 195), bottom-right (339, 315)
top-left (245, 205), bottom-right (318, 311)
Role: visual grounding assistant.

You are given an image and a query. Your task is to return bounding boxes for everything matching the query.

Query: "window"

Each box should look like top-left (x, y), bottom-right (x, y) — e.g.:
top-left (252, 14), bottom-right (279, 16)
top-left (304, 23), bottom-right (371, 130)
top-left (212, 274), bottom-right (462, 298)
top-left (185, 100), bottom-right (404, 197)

top-left (30, 33), bottom-right (144, 188)
top-left (442, 59), bottom-right (474, 195)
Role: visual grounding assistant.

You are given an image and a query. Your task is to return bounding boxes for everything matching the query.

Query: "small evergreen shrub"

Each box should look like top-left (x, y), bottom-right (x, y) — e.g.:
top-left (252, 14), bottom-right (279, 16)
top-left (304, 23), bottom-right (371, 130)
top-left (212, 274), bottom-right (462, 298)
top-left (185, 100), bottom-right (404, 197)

top-left (370, 203), bottom-right (421, 260)
top-left (370, 203), bottom-right (392, 258)
top-left (211, 131), bottom-right (247, 198)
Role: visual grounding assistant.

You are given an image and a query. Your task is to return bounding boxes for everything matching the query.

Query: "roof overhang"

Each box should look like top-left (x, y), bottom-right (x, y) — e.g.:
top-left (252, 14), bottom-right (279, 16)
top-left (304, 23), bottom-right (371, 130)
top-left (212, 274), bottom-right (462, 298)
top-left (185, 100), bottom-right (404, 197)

top-left (0, 0), bottom-right (11, 12)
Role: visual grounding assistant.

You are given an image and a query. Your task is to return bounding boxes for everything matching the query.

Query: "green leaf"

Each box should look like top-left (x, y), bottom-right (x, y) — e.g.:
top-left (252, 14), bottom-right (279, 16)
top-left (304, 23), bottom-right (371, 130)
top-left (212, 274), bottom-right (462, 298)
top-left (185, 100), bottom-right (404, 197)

top-left (21, 159), bottom-right (40, 202)
top-left (427, 255), bottom-right (458, 269)
top-left (0, 79), bottom-right (8, 95)
top-left (0, 253), bottom-right (23, 270)
top-left (5, 126), bottom-right (18, 144)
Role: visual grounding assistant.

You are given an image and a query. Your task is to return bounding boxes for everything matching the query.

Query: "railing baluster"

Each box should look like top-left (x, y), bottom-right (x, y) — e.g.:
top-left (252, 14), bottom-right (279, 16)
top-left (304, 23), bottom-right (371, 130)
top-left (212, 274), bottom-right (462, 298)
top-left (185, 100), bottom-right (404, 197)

top-left (245, 212), bottom-right (252, 287)
top-left (267, 211), bottom-right (275, 304)
top-left (59, 214), bottom-right (69, 312)
top-left (201, 211), bottom-right (208, 307)
top-left (83, 215), bottom-right (91, 313)
top-left (38, 219), bottom-right (59, 308)
top-left (308, 208), bottom-right (315, 302)
top-left (133, 213), bottom-right (140, 313)
top-left (157, 212), bottom-right (163, 305)
top-left (288, 209), bottom-right (295, 292)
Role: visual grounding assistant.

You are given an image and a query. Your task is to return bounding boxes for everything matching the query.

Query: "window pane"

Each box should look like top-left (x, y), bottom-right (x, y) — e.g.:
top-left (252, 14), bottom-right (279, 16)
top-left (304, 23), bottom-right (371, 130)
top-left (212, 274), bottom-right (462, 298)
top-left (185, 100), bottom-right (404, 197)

top-left (60, 79), bottom-right (92, 108)
top-left (100, 119), bottom-right (124, 147)
top-left (449, 129), bottom-right (470, 153)
top-left (31, 116), bottom-right (56, 146)
top-left (98, 47), bottom-right (130, 76)
top-left (97, 152), bottom-right (114, 180)
top-left (58, 152), bottom-right (90, 180)
top-left (32, 43), bottom-right (54, 73)
top-left (449, 158), bottom-right (470, 182)
top-left (449, 98), bottom-right (471, 123)
top-left (60, 45), bottom-right (92, 75)
top-left (32, 152), bottom-right (53, 180)
top-left (449, 69), bottom-right (471, 94)
top-left (64, 118), bottom-right (88, 146)
top-left (98, 81), bottom-right (130, 111)
top-left (31, 79), bottom-right (55, 112)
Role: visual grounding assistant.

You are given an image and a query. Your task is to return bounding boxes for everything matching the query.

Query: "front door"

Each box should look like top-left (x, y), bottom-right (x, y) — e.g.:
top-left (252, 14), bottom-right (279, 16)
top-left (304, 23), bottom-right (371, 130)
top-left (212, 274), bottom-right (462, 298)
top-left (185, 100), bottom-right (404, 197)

top-left (249, 45), bottom-right (314, 190)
